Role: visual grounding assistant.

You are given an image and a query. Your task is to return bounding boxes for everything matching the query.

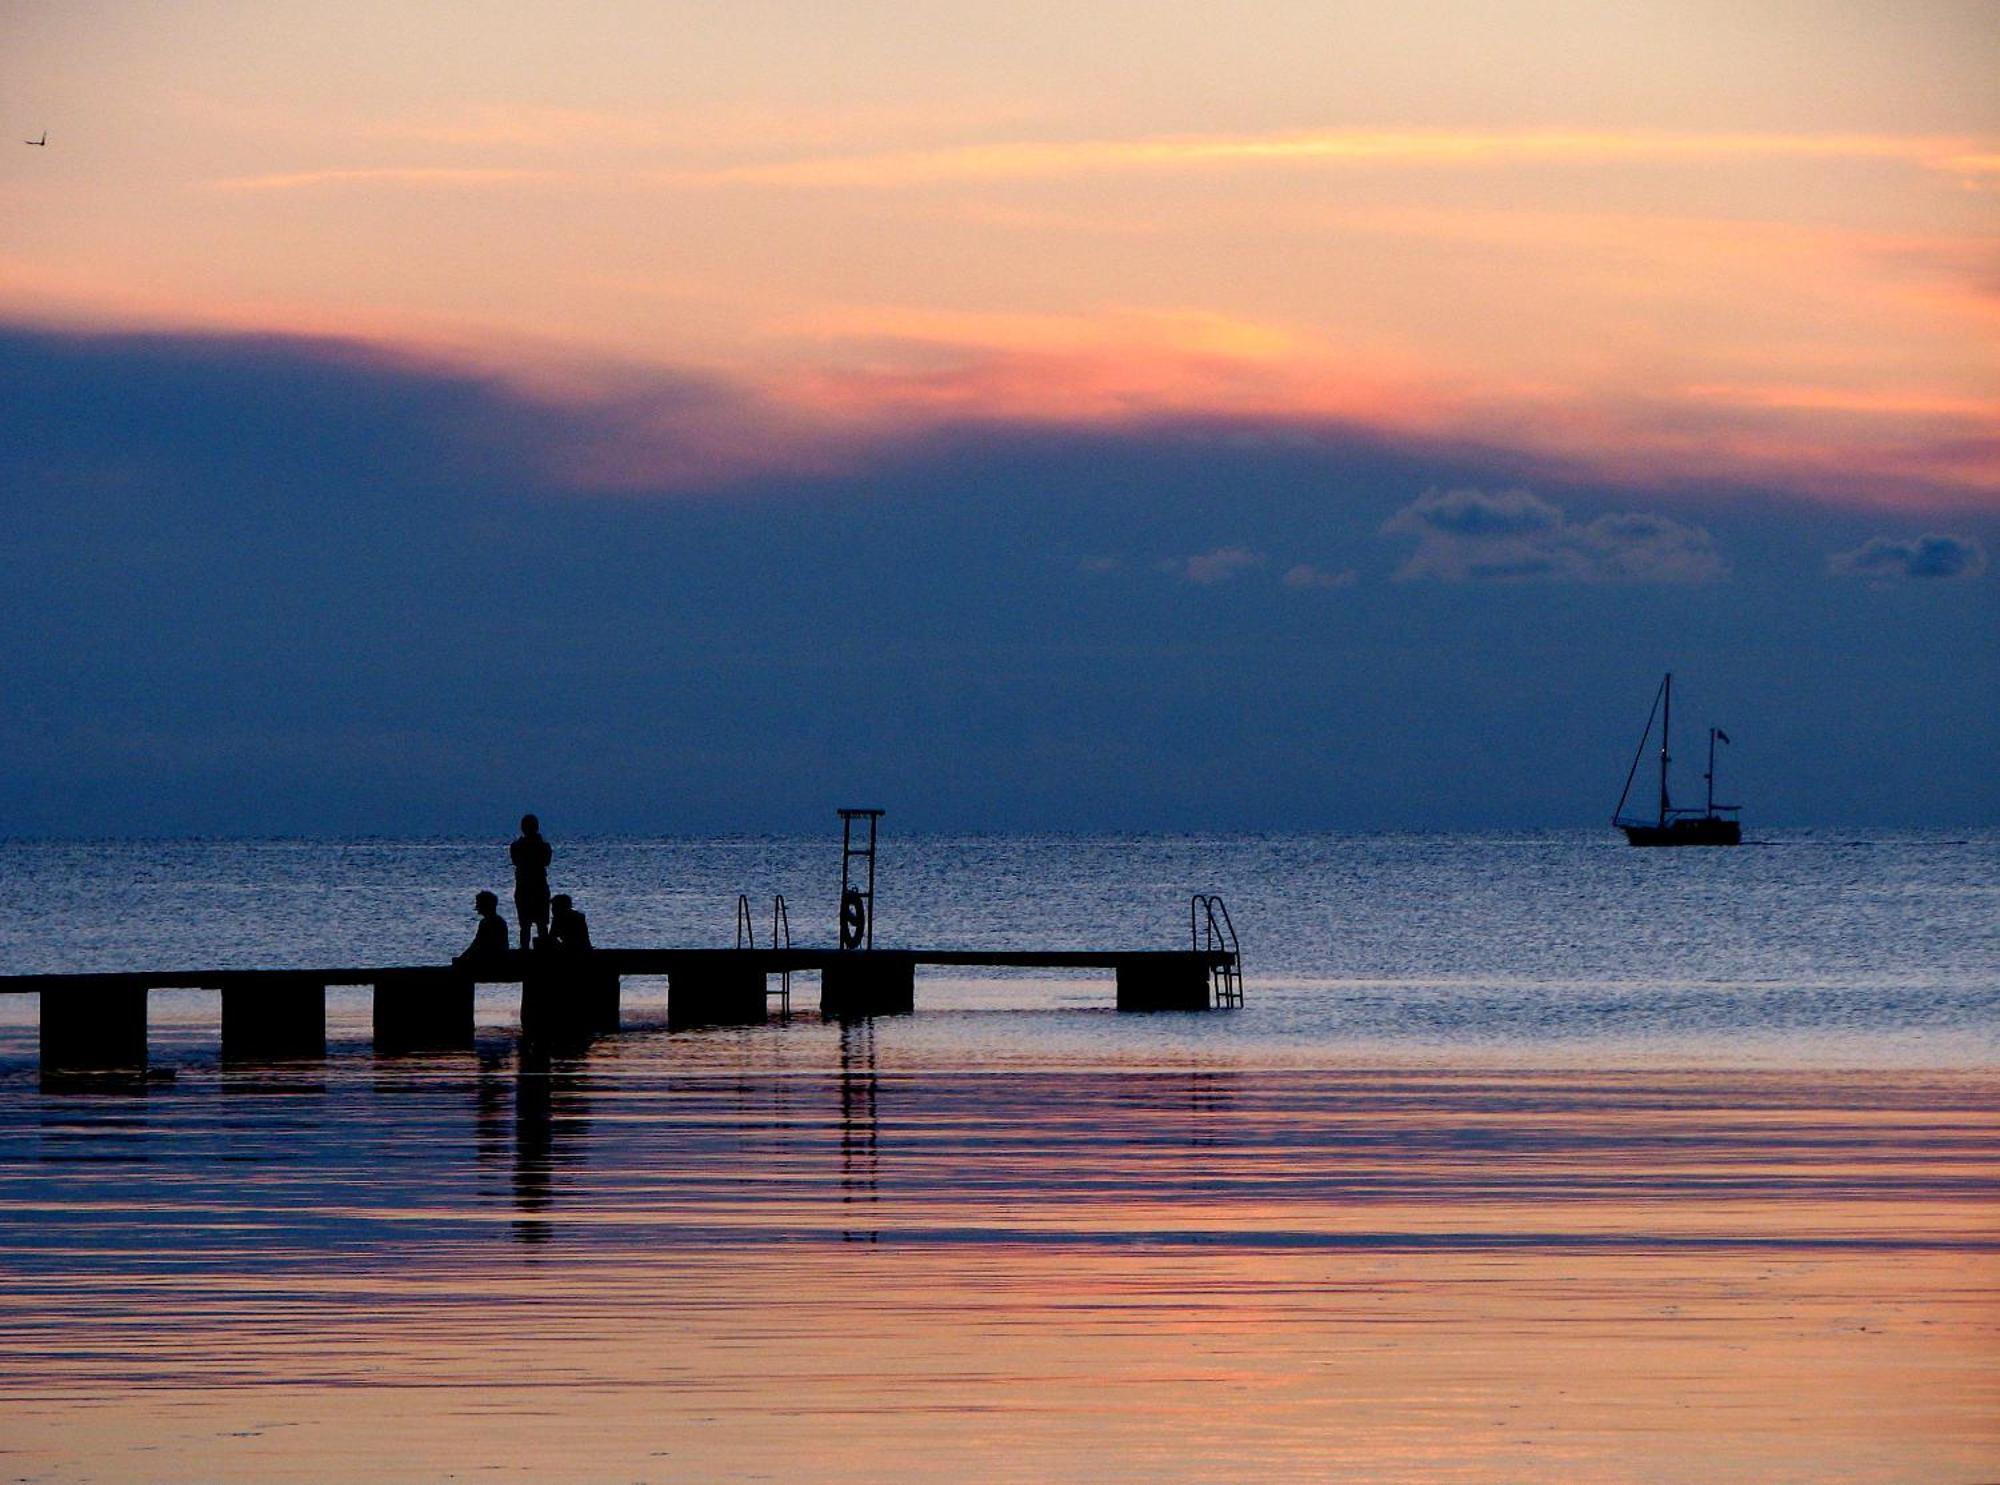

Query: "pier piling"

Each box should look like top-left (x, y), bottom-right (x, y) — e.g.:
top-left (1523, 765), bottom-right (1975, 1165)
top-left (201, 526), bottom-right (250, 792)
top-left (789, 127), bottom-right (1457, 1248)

top-left (667, 962), bottom-right (768, 1029)
top-left (522, 968), bottom-right (621, 1041)
top-left (222, 974), bottom-right (327, 1062)
top-left (373, 969), bottom-right (476, 1053)
top-left (819, 953), bottom-right (917, 1019)
top-left (1115, 957), bottom-right (1213, 1011)
top-left (40, 982), bottom-right (147, 1072)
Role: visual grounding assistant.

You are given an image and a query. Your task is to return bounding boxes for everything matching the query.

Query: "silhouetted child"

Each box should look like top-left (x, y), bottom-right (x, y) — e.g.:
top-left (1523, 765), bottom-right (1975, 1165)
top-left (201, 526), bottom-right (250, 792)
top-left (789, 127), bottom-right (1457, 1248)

top-left (510, 814), bottom-right (552, 950)
top-left (458, 890), bottom-right (511, 963)
top-left (546, 893), bottom-right (592, 953)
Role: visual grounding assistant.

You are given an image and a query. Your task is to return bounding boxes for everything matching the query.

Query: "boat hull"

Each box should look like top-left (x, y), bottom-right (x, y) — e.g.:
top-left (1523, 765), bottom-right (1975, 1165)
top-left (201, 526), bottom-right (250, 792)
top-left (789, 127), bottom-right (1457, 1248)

top-left (1621, 818), bottom-right (1742, 847)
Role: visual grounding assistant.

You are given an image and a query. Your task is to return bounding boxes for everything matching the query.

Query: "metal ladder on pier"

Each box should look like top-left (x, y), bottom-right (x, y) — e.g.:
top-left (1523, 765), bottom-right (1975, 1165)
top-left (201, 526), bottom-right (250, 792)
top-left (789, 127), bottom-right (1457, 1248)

top-left (736, 893), bottom-right (794, 1017)
top-left (770, 895), bottom-right (791, 1016)
top-left (1191, 894), bottom-right (1243, 1007)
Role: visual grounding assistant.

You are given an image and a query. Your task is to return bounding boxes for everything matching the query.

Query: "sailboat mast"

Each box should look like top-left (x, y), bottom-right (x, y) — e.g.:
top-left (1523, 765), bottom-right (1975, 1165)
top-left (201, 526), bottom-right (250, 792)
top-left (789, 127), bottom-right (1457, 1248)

top-left (1706, 727), bottom-right (1717, 815)
top-left (1658, 672), bottom-right (1673, 826)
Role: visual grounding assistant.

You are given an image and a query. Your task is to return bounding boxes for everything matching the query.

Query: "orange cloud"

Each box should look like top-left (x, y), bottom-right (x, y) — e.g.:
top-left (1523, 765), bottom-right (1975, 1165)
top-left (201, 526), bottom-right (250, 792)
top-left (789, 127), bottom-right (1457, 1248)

top-left (207, 167), bottom-right (556, 193)
top-left (775, 305), bottom-right (1300, 362)
top-left (523, 330), bottom-right (1990, 507)
top-left (407, 309), bottom-right (2000, 504)
top-left (350, 99), bottom-right (1053, 153)
top-left (688, 127), bottom-right (1996, 190)
top-left (5, 246), bottom-right (1989, 507)
top-left (1681, 384), bottom-right (1999, 419)
top-left (775, 338), bottom-right (1433, 433)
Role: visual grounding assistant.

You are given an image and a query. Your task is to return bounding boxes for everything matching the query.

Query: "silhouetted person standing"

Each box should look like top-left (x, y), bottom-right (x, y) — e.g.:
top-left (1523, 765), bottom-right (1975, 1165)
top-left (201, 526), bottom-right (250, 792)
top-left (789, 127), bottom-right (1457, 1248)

top-left (457, 890), bottom-right (511, 964)
top-left (510, 814), bottom-right (552, 950)
top-left (546, 893), bottom-right (592, 953)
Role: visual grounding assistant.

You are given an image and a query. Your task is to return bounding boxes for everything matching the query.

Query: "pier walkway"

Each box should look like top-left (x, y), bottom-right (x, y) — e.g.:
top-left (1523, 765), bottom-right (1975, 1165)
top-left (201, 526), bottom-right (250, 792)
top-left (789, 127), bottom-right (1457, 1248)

top-left (0, 944), bottom-right (1241, 1075)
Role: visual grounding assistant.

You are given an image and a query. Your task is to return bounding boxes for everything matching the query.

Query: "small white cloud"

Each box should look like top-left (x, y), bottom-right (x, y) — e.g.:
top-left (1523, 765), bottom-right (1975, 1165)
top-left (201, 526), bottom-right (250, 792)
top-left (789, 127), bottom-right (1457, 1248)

top-left (1282, 563), bottom-right (1357, 590)
top-left (1174, 546), bottom-right (1267, 585)
top-left (1382, 487), bottom-right (1724, 584)
top-left (1829, 532), bottom-right (1988, 581)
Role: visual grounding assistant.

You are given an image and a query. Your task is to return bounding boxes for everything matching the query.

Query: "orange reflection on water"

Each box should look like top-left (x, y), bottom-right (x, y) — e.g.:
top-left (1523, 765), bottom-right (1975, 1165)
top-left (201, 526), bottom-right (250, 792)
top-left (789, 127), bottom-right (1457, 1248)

top-left (0, 1045), bottom-right (1993, 1483)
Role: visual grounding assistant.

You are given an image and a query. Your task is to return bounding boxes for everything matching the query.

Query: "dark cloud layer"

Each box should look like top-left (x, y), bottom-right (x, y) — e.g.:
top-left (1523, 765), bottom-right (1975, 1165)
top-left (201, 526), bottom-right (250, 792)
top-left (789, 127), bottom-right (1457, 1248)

top-left (1829, 533), bottom-right (1989, 581)
top-left (0, 324), bottom-right (1994, 833)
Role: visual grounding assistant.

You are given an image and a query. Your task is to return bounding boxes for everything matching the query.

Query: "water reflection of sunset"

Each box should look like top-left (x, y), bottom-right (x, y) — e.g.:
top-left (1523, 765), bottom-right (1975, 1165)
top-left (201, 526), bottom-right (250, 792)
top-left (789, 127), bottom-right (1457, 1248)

top-left (2, 1027), bottom-right (1992, 1482)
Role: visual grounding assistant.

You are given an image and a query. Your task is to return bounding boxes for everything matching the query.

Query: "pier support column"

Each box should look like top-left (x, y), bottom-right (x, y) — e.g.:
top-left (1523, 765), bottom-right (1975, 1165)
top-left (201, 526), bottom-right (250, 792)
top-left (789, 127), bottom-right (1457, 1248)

top-left (373, 969), bottom-right (475, 1053)
top-left (521, 964), bottom-right (620, 1043)
top-left (667, 962), bottom-right (768, 1029)
top-left (1115, 956), bottom-right (1213, 1011)
top-left (40, 984), bottom-right (148, 1073)
top-left (819, 954), bottom-right (916, 1020)
top-left (580, 969), bottom-right (620, 1032)
top-left (222, 975), bottom-right (327, 1062)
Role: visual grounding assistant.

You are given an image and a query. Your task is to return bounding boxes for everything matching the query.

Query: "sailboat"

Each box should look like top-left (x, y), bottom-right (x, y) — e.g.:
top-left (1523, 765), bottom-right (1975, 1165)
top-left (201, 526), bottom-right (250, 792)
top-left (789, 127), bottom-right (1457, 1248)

top-left (1613, 673), bottom-right (1741, 846)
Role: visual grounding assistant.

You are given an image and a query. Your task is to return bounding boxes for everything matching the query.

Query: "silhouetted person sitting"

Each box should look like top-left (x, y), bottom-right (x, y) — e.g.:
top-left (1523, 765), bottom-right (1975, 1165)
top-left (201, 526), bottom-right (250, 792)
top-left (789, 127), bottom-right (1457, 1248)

top-left (546, 893), bottom-right (592, 953)
top-left (510, 814), bottom-right (552, 951)
top-left (457, 890), bottom-right (512, 964)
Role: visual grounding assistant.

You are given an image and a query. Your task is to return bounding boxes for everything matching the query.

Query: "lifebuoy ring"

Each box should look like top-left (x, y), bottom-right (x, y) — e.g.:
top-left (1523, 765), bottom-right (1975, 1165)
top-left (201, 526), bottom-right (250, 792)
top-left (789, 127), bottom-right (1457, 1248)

top-left (839, 888), bottom-right (867, 949)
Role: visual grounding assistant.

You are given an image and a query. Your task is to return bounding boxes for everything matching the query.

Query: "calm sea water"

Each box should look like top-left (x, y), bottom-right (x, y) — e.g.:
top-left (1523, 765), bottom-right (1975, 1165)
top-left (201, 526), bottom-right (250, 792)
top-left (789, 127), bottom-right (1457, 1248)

top-left (1, 832), bottom-right (1995, 1482)
top-left (1, 830), bottom-right (1995, 1061)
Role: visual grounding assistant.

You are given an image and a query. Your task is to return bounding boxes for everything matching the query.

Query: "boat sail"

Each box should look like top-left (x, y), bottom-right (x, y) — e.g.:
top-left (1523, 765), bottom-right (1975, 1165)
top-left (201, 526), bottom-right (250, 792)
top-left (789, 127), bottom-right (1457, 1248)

top-left (1613, 673), bottom-right (1741, 846)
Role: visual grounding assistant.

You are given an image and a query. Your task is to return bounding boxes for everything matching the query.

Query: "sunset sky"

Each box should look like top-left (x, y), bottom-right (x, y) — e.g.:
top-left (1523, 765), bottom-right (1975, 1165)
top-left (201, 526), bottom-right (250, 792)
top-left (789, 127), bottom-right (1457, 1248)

top-left (1, 2), bottom-right (1994, 832)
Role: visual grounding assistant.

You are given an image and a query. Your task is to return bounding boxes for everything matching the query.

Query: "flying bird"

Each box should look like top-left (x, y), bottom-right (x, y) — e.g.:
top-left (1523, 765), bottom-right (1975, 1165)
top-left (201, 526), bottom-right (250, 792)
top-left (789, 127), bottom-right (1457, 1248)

top-left (24, 132), bottom-right (46, 146)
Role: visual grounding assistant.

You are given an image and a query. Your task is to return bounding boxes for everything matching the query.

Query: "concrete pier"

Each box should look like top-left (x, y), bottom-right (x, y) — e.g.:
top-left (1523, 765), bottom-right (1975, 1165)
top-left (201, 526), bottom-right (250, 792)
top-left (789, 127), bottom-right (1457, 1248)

top-left (41, 983), bottom-right (147, 1071)
top-left (222, 974), bottom-right (327, 1062)
top-left (819, 953), bottom-right (917, 1019)
top-left (373, 969), bottom-right (475, 1053)
top-left (5, 942), bottom-right (1237, 1077)
top-left (1115, 956), bottom-right (1213, 1011)
top-left (522, 967), bottom-right (621, 1042)
top-left (667, 962), bottom-right (768, 1029)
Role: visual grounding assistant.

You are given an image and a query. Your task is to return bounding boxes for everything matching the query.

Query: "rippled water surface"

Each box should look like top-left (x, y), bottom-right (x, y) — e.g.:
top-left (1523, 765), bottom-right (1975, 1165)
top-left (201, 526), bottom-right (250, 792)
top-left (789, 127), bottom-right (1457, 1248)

top-left (1, 832), bottom-right (1995, 1481)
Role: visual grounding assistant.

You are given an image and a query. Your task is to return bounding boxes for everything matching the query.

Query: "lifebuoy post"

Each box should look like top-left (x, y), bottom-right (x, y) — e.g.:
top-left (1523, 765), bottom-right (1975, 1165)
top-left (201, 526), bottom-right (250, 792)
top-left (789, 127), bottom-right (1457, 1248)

top-left (825, 809), bottom-right (910, 1016)
top-left (835, 809), bottom-right (883, 951)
